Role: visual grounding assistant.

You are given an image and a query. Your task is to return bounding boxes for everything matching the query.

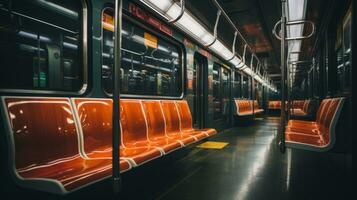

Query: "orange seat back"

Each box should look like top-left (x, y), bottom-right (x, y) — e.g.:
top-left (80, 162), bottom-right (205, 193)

top-left (316, 99), bottom-right (330, 124)
top-left (142, 100), bottom-right (167, 139)
top-left (175, 100), bottom-right (193, 131)
top-left (319, 99), bottom-right (334, 142)
top-left (253, 100), bottom-right (260, 109)
top-left (302, 100), bottom-right (309, 112)
top-left (3, 97), bottom-right (78, 170)
top-left (120, 100), bottom-right (148, 145)
top-left (73, 99), bottom-right (113, 157)
top-left (161, 100), bottom-right (181, 133)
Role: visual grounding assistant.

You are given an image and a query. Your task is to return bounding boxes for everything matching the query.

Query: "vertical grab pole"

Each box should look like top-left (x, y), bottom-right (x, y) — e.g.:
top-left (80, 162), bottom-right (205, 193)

top-left (280, 0), bottom-right (286, 153)
top-left (113, 0), bottom-right (122, 195)
top-left (250, 56), bottom-right (255, 117)
top-left (287, 62), bottom-right (291, 120)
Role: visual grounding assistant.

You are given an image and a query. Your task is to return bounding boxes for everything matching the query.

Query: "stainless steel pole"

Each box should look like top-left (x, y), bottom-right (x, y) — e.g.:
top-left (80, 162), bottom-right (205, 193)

top-left (113, 0), bottom-right (122, 194)
top-left (280, 0), bottom-right (286, 153)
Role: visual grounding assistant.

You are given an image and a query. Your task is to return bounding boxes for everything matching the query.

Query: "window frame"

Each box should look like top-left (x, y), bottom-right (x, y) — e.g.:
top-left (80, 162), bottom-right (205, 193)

top-left (0, 0), bottom-right (88, 95)
top-left (101, 8), bottom-right (185, 99)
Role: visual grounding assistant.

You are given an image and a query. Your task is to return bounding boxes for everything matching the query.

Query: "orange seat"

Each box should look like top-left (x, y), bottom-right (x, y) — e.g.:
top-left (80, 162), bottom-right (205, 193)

top-left (287, 99), bottom-right (330, 129)
top-left (121, 100), bottom-right (183, 157)
top-left (2, 97), bottom-right (130, 194)
top-left (285, 98), bottom-right (345, 151)
top-left (235, 99), bottom-right (253, 116)
top-left (73, 98), bottom-right (162, 166)
top-left (285, 126), bottom-right (319, 135)
top-left (141, 100), bottom-right (183, 153)
top-left (268, 100), bottom-right (287, 110)
top-left (160, 100), bottom-right (197, 145)
top-left (175, 100), bottom-right (217, 137)
top-left (290, 108), bottom-right (306, 116)
top-left (252, 100), bottom-right (264, 114)
top-left (235, 99), bottom-right (263, 116)
top-left (290, 100), bottom-right (311, 116)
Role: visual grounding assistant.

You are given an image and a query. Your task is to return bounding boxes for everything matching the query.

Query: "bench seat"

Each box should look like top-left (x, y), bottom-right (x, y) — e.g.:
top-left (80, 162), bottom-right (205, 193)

top-left (285, 97), bottom-right (345, 151)
top-left (2, 97), bottom-right (131, 195)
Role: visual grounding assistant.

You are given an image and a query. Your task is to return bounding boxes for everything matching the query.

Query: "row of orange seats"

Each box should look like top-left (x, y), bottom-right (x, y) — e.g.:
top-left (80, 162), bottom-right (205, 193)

top-left (290, 100), bottom-right (310, 116)
top-left (285, 97), bottom-right (345, 151)
top-left (2, 97), bottom-right (216, 195)
top-left (234, 99), bottom-right (264, 116)
top-left (268, 100), bottom-right (287, 110)
top-left (268, 100), bottom-right (311, 116)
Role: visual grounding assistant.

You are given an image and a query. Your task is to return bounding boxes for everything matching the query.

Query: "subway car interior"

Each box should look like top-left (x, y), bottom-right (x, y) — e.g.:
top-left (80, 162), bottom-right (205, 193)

top-left (0, 0), bottom-right (354, 199)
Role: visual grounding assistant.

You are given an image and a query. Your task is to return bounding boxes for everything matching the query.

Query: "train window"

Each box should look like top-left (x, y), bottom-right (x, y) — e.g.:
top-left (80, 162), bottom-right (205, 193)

top-left (213, 64), bottom-right (221, 119)
top-left (213, 63), bottom-right (231, 120)
top-left (0, 0), bottom-right (85, 92)
top-left (342, 8), bottom-right (351, 89)
top-left (335, 7), bottom-right (351, 93)
top-left (242, 75), bottom-right (249, 98)
top-left (102, 9), bottom-right (182, 97)
top-left (221, 67), bottom-right (230, 119)
top-left (233, 71), bottom-right (241, 98)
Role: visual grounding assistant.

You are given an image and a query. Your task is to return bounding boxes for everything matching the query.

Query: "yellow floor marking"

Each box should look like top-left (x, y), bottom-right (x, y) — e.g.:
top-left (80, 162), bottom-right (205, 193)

top-left (197, 141), bottom-right (229, 149)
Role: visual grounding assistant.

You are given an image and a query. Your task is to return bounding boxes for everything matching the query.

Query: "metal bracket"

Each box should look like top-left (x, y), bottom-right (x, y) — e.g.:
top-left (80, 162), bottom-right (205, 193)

top-left (168, 0), bottom-right (185, 23)
top-left (205, 10), bottom-right (221, 47)
top-left (273, 19), bottom-right (315, 40)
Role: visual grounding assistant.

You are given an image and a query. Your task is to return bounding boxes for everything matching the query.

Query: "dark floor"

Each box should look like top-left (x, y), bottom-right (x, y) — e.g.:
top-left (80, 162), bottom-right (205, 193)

top-left (7, 117), bottom-right (351, 200)
top-left (134, 118), bottom-right (348, 200)
top-left (118, 117), bottom-right (350, 200)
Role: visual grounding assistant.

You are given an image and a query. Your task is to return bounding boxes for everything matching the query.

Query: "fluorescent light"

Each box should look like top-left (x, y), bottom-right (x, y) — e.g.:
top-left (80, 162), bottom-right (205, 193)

top-left (166, 3), bottom-right (215, 45)
top-left (286, 0), bottom-right (307, 81)
top-left (146, 0), bottom-right (174, 12)
top-left (243, 67), bottom-right (254, 75)
top-left (230, 56), bottom-right (241, 66)
top-left (209, 40), bottom-right (234, 60)
top-left (237, 62), bottom-right (245, 69)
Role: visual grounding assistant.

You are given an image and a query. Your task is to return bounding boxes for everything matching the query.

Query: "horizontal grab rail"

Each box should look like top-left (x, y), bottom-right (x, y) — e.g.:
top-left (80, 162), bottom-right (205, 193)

top-left (273, 19), bottom-right (315, 41)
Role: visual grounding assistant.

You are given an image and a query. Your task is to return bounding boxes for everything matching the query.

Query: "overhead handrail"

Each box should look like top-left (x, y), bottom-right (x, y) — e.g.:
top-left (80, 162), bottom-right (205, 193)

top-left (273, 19), bottom-right (315, 40)
top-left (211, 0), bottom-right (270, 79)
top-left (211, 0), bottom-right (254, 53)
top-left (227, 31), bottom-right (238, 61)
top-left (205, 10), bottom-right (221, 47)
top-left (168, 0), bottom-right (185, 23)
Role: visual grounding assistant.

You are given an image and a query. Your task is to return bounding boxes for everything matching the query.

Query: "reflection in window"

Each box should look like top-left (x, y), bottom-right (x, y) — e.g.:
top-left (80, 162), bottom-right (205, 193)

top-left (102, 9), bottom-right (182, 97)
top-left (213, 63), bottom-right (230, 120)
top-left (221, 68), bottom-right (230, 118)
top-left (335, 7), bottom-right (351, 93)
top-left (242, 75), bottom-right (249, 98)
top-left (233, 71), bottom-right (241, 98)
top-left (213, 65), bottom-right (221, 120)
top-left (0, 0), bottom-right (84, 91)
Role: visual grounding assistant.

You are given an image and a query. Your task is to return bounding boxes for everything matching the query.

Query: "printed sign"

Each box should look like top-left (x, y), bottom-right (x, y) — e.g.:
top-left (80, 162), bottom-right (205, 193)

top-left (102, 13), bottom-right (114, 32)
top-left (144, 32), bottom-right (158, 49)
